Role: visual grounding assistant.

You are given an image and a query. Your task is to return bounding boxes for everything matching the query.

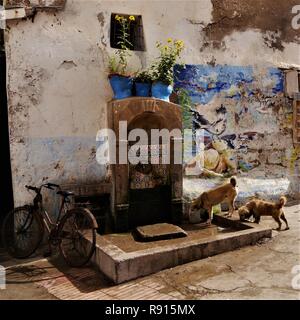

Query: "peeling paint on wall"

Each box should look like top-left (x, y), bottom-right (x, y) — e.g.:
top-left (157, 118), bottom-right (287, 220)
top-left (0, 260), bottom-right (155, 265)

top-left (5, 0), bottom-right (66, 10)
top-left (175, 64), bottom-right (294, 179)
top-left (10, 136), bottom-right (108, 206)
top-left (203, 0), bottom-right (300, 51)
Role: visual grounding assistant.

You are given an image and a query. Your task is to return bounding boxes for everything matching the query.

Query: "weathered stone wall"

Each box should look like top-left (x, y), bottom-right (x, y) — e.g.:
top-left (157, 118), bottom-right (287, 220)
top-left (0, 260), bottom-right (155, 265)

top-left (5, 0), bottom-right (66, 9)
top-left (203, 0), bottom-right (300, 51)
top-left (4, 0), bottom-right (300, 205)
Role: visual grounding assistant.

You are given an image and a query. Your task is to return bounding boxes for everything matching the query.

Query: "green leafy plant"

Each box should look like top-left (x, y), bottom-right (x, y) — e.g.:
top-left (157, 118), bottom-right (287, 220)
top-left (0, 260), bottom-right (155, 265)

top-left (151, 38), bottom-right (185, 85)
top-left (176, 87), bottom-right (193, 129)
top-left (108, 15), bottom-right (135, 76)
top-left (135, 69), bottom-right (153, 83)
top-left (108, 55), bottom-right (119, 74)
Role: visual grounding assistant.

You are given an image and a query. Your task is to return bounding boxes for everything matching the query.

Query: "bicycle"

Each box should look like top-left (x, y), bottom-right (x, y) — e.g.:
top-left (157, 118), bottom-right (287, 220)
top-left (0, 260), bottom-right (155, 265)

top-left (1, 183), bottom-right (98, 267)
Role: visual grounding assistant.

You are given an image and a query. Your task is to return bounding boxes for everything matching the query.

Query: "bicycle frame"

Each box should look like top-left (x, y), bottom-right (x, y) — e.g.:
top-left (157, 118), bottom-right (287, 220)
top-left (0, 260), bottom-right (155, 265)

top-left (31, 185), bottom-right (71, 236)
top-left (4, 183), bottom-right (97, 267)
top-left (39, 198), bottom-right (70, 235)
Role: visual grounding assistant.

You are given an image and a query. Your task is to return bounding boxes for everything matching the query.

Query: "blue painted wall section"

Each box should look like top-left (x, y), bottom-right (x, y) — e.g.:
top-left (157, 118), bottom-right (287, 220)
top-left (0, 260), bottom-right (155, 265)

top-left (175, 64), bottom-right (294, 179)
top-left (10, 136), bottom-right (108, 209)
top-left (175, 65), bottom-right (284, 104)
top-left (12, 136), bottom-right (106, 187)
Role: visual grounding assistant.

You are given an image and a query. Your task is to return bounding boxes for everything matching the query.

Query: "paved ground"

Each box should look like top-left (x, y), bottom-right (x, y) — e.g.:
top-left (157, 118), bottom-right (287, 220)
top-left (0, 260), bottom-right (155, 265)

top-left (0, 203), bottom-right (299, 300)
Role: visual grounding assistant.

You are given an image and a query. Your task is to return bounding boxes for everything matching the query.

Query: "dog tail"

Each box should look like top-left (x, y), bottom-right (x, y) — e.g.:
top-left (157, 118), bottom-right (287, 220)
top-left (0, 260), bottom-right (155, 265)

top-left (277, 196), bottom-right (287, 208)
top-left (230, 177), bottom-right (237, 187)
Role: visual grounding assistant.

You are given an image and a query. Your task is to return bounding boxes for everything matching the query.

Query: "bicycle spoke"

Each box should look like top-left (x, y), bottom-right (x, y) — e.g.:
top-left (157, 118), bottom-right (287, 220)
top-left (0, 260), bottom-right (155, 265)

top-left (2, 207), bottom-right (43, 259)
top-left (58, 209), bottom-right (96, 267)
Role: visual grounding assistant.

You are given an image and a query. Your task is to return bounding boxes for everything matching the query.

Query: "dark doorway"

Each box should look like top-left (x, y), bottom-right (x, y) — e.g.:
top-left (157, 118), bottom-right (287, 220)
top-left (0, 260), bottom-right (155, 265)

top-left (129, 186), bottom-right (172, 228)
top-left (0, 24), bottom-right (14, 228)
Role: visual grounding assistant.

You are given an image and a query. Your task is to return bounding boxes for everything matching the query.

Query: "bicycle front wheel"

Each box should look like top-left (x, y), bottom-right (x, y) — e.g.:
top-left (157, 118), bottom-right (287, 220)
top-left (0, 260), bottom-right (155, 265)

top-left (58, 208), bottom-right (97, 267)
top-left (1, 206), bottom-right (44, 259)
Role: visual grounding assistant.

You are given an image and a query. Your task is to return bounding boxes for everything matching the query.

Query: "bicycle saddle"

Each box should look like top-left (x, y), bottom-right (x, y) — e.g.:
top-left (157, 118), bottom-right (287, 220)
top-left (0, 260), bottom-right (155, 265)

top-left (57, 190), bottom-right (74, 198)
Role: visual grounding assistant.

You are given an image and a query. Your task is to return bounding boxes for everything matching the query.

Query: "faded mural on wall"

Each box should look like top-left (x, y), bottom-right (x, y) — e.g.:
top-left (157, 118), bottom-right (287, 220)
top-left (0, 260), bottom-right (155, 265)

top-left (175, 64), bottom-right (295, 179)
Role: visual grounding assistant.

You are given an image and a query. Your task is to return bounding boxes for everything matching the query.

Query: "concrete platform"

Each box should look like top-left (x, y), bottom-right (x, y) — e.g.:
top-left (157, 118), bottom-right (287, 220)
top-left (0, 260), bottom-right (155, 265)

top-left (89, 215), bottom-right (272, 284)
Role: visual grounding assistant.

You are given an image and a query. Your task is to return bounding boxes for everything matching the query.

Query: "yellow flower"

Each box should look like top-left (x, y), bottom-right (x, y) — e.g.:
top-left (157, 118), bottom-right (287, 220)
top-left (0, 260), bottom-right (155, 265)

top-left (175, 40), bottom-right (184, 48)
top-left (129, 15), bottom-right (135, 21)
top-left (115, 15), bottom-right (120, 20)
top-left (167, 38), bottom-right (173, 43)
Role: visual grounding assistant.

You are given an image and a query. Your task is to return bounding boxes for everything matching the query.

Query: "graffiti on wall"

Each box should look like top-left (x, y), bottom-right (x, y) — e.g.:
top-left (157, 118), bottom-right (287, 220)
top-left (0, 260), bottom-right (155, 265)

top-left (174, 64), bottom-right (294, 178)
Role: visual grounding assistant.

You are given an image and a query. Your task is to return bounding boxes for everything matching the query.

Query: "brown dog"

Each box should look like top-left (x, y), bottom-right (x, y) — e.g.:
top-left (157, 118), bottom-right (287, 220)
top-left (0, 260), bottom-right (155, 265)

top-left (238, 196), bottom-right (289, 231)
top-left (191, 177), bottom-right (238, 224)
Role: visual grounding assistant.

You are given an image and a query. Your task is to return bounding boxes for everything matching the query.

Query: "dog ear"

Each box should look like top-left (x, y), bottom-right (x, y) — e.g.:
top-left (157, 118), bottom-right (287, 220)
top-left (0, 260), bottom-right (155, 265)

top-left (191, 198), bottom-right (201, 210)
top-left (191, 200), bottom-right (198, 210)
top-left (198, 197), bottom-right (204, 208)
top-left (193, 202), bottom-right (200, 210)
top-left (230, 177), bottom-right (237, 187)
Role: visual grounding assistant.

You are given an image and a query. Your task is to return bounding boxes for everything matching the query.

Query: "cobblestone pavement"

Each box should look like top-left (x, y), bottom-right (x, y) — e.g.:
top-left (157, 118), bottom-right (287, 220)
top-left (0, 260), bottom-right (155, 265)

top-left (0, 203), bottom-right (299, 300)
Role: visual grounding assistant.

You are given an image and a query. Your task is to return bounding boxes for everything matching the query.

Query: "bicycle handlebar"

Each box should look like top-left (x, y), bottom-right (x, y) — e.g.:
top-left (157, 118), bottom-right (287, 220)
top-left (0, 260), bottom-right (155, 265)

top-left (25, 183), bottom-right (61, 193)
top-left (47, 183), bottom-right (60, 188)
top-left (25, 185), bottom-right (38, 192)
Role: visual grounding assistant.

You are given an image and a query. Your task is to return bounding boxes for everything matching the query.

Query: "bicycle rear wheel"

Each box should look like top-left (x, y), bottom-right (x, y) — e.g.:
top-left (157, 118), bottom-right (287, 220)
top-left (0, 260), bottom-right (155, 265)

top-left (1, 206), bottom-right (44, 259)
top-left (58, 208), bottom-right (97, 267)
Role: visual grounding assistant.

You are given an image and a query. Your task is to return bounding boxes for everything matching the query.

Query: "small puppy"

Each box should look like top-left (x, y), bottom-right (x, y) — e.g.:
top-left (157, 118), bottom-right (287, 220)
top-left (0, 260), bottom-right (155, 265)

top-left (191, 177), bottom-right (238, 224)
top-left (238, 196), bottom-right (289, 231)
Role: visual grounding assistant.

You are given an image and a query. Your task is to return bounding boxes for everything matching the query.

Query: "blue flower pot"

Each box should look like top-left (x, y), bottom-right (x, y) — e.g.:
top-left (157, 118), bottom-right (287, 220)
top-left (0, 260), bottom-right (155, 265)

top-left (109, 75), bottom-right (133, 99)
top-left (151, 81), bottom-right (173, 101)
top-left (135, 82), bottom-right (151, 97)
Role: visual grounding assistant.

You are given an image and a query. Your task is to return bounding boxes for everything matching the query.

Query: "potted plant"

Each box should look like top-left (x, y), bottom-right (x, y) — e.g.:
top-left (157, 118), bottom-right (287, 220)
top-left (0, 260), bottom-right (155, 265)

top-left (150, 38), bottom-right (185, 101)
top-left (134, 69), bottom-right (153, 97)
top-left (108, 15), bottom-right (136, 99)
